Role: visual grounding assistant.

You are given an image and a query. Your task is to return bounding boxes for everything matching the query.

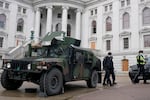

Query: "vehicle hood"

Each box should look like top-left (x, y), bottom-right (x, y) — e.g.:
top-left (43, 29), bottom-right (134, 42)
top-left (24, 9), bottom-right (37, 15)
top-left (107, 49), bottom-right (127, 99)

top-left (13, 57), bottom-right (63, 63)
top-left (130, 64), bottom-right (150, 70)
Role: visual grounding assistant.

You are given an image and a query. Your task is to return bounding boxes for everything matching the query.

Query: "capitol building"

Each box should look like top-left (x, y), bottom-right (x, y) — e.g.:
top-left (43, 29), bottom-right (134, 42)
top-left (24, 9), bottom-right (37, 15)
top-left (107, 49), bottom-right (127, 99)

top-left (0, 0), bottom-right (150, 73)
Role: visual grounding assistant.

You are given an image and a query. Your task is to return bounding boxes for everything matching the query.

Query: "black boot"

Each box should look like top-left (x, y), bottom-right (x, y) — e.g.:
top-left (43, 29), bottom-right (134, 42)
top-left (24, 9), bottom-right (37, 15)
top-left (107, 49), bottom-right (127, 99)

top-left (107, 79), bottom-right (112, 86)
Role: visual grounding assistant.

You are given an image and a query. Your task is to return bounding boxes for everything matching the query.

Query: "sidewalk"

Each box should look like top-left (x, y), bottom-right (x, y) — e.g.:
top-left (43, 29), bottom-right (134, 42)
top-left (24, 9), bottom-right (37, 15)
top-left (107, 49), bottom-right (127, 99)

top-left (75, 75), bottom-right (150, 100)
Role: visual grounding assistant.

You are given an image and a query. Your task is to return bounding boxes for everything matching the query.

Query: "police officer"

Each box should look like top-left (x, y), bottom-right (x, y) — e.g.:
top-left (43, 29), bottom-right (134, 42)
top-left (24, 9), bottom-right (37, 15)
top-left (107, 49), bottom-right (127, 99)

top-left (133, 50), bottom-right (147, 84)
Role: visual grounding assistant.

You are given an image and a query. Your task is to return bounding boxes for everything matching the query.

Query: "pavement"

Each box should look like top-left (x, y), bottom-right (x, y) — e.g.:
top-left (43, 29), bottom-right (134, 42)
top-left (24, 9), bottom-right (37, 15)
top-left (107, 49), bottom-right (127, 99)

top-left (74, 74), bottom-right (150, 100)
top-left (0, 73), bottom-right (150, 100)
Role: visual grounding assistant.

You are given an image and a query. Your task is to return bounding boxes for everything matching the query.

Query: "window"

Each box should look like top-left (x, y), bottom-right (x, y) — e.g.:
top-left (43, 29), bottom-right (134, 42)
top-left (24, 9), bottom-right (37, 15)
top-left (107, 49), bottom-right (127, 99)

top-left (5, 3), bottom-right (9, 9)
top-left (57, 13), bottom-right (62, 18)
top-left (18, 6), bottom-right (21, 13)
top-left (0, 1), bottom-right (3, 8)
top-left (109, 4), bottom-right (112, 11)
top-left (143, 7), bottom-right (150, 26)
top-left (56, 23), bottom-right (62, 31)
top-left (95, 9), bottom-right (97, 14)
top-left (126, 0), bottom-right (130, 5)
top-left (105, 6), bottom-right (108, 12)
top-left (121, 1), bottom-right (125, 7)
top-left (68, 14), bottom-right (71, 19)
top-left (123, 12), bottom-right (130, 29)
top-left (17, 18), bottom-right (24, 32)
top-left (144, 35), bottom-right (150, 48)
top-left (91, 10), bottom-right (93, 15)
top-left (67, 24), bottom-right (71, 36)
top-left (123, 38), bottom-right (129, 49)
top-left (106, 40), bottom-right (111, 51)
top-left (106, 17), bottom-right (112, 31)
top-left (18, 6), bottom-right (27, 14)
top-left (23, 8), bottom-right (26, 14)
top-left (0, 37), bottom-right (3, 48)
top-left (92, 20), bottom-right (97, 34)
top-left (0, 14), bottom-right (6, 29)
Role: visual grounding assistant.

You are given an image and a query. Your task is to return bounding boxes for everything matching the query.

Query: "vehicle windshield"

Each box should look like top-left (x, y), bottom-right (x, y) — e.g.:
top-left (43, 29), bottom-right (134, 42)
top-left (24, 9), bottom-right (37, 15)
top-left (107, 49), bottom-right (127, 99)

top-left (31, 46), bottom-right (64, 57)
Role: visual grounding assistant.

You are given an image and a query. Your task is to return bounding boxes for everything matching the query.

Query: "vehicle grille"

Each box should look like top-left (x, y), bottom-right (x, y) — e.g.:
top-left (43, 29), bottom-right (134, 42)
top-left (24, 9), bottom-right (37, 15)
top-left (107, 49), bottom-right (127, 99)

top-left (11, 60), bottom-right (29, 70)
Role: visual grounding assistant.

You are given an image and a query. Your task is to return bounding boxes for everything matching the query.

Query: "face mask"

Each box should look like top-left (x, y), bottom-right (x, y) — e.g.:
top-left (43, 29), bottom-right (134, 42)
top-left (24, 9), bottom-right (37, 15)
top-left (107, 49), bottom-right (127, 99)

top-left (139, 53), bottom-right (143, 55)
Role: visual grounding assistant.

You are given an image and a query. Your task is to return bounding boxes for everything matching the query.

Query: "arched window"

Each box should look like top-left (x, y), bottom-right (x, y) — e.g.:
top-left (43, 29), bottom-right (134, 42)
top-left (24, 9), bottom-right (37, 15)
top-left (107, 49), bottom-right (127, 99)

top-left (123, 12), bottom-right (130, 29)
top-left (17, 18), bottom-right (24, 32)
top-left (56, 23), bottom-right (62, 31)
top-left (0, 14), bottom-right (6, 29)
top-left (92, 20), bottom-right (96, 34)
top-left (106, 17), bottom-right (112, 31)
top-left (143, 7), bottom-right (150, 26)
top-left (67, 24), bottom-right (71, 36)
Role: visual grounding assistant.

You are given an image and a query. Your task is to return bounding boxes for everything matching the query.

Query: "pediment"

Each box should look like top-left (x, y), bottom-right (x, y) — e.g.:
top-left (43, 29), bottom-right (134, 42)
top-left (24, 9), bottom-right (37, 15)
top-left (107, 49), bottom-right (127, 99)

top-left (119, 31), bottom-right (131, 37)
top-left (103, 34), bottom-right (113, 39)
top-left (140, 28), bottom-right (150, 33)
top-left (89, 37), bottom-right (97, 41)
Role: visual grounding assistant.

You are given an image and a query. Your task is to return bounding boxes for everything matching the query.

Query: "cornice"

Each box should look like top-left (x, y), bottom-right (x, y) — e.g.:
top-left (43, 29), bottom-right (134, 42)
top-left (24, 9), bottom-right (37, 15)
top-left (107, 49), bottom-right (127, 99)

top-left (85, 0), bottom-right (106, 7)
top-left (14, 0), bottom-right (32, 5)
top-left (32, 0), bottom-right (85, 7)
top-left (15, 0), bottom-right (106, 8)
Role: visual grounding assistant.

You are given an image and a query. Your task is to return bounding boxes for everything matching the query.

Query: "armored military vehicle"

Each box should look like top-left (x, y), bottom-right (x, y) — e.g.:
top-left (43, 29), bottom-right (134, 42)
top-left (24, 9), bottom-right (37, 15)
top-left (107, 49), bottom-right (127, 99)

top-left (1, 31), bottom-right (101, 96)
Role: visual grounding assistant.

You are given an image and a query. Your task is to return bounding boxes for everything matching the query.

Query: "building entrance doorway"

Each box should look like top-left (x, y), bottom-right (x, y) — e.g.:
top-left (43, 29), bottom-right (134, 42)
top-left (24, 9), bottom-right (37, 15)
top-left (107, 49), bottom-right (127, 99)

top-left (122, 59), bottom-right (128, 71)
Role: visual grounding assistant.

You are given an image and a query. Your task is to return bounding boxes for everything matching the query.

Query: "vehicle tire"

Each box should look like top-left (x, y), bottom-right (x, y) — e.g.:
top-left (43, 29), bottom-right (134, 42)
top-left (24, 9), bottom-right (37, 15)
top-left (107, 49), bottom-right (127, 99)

top-left (39, 73), bottom-right (45, 92)
top-left (45, 68), bottom-right (63, 96)
top-left (129, 72), bottom-right (139, 83)
top-left (1, 70), bottom-right (23, 90)
top-left (86, 70), bottom-right (98, 88)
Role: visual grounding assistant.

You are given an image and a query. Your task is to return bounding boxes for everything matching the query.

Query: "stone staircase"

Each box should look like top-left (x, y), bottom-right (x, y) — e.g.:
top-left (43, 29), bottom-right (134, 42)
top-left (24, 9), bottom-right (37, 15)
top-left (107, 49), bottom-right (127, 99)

top-left (3, 40), bottom-right (32, 59)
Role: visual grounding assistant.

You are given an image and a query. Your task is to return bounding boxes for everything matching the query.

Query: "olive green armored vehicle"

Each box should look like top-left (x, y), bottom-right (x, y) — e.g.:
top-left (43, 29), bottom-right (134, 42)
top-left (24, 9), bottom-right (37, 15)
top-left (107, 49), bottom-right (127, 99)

top-left (1, 31), bottom-right (101, 96)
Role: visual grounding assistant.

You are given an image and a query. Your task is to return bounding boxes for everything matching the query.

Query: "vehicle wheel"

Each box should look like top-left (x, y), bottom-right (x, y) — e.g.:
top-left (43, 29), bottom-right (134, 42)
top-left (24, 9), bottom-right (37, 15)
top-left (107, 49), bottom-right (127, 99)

top-left (45, 68), bottom-right (63, 96)
top-left (1, 71), bottom-right (23, 90)
top-left (86, 70), bottom-right (98, 88)
top-left (39, 73), bottom-right (46, 92)
top-left (129, 73), bottom-right (139, 83)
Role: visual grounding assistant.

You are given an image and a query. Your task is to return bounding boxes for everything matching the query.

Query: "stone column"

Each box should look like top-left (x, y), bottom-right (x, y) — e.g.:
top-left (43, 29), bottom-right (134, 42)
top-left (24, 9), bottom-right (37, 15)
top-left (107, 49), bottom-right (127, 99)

top-left (62, 6), bottom-right (69, 33)
top-left (46, 5), bottom-right (53, 34)
top-left (34, 7), bottom-right (41, 43)
top-left (75, 9), bottom-right (82, 40)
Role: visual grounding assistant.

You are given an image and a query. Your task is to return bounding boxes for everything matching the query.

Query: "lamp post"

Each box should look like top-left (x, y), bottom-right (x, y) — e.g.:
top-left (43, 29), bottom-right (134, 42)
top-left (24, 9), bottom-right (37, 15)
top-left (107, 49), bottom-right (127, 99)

top-left (29, 28), bottom-right (34, 57)
top-left (30, 30), bottom-right (34, 40)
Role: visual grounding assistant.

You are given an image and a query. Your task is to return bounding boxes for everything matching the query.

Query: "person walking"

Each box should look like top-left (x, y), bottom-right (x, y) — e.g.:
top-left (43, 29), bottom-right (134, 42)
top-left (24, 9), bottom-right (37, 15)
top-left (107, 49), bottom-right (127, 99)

top-left (133, 50), bottom-right (147, 84)
top-left (103, 52), bottom-right (116, 86)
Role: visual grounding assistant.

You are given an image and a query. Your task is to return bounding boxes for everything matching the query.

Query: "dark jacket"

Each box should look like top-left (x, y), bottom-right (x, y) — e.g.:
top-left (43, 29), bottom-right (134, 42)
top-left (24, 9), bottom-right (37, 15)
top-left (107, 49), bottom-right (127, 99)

top-left (103, 56), bottom-right (114, 70)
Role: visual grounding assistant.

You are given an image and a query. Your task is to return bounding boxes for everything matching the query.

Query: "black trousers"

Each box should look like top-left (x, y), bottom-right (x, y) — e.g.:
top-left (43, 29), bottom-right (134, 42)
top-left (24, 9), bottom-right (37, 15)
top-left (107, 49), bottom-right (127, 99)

top-left (110, 69), bottom-right (116, 83)
top-left (103, 69), bottom-right (111, 85)
top-left (134, 64), bottom-right (146, 83)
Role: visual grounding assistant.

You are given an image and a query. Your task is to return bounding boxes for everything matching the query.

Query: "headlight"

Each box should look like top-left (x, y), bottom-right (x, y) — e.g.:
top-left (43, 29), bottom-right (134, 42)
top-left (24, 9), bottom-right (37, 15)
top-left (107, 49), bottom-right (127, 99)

top-left (27, 64), bottom-right (31, 70)
top-left (7, 63), bottom-right (11, 68)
